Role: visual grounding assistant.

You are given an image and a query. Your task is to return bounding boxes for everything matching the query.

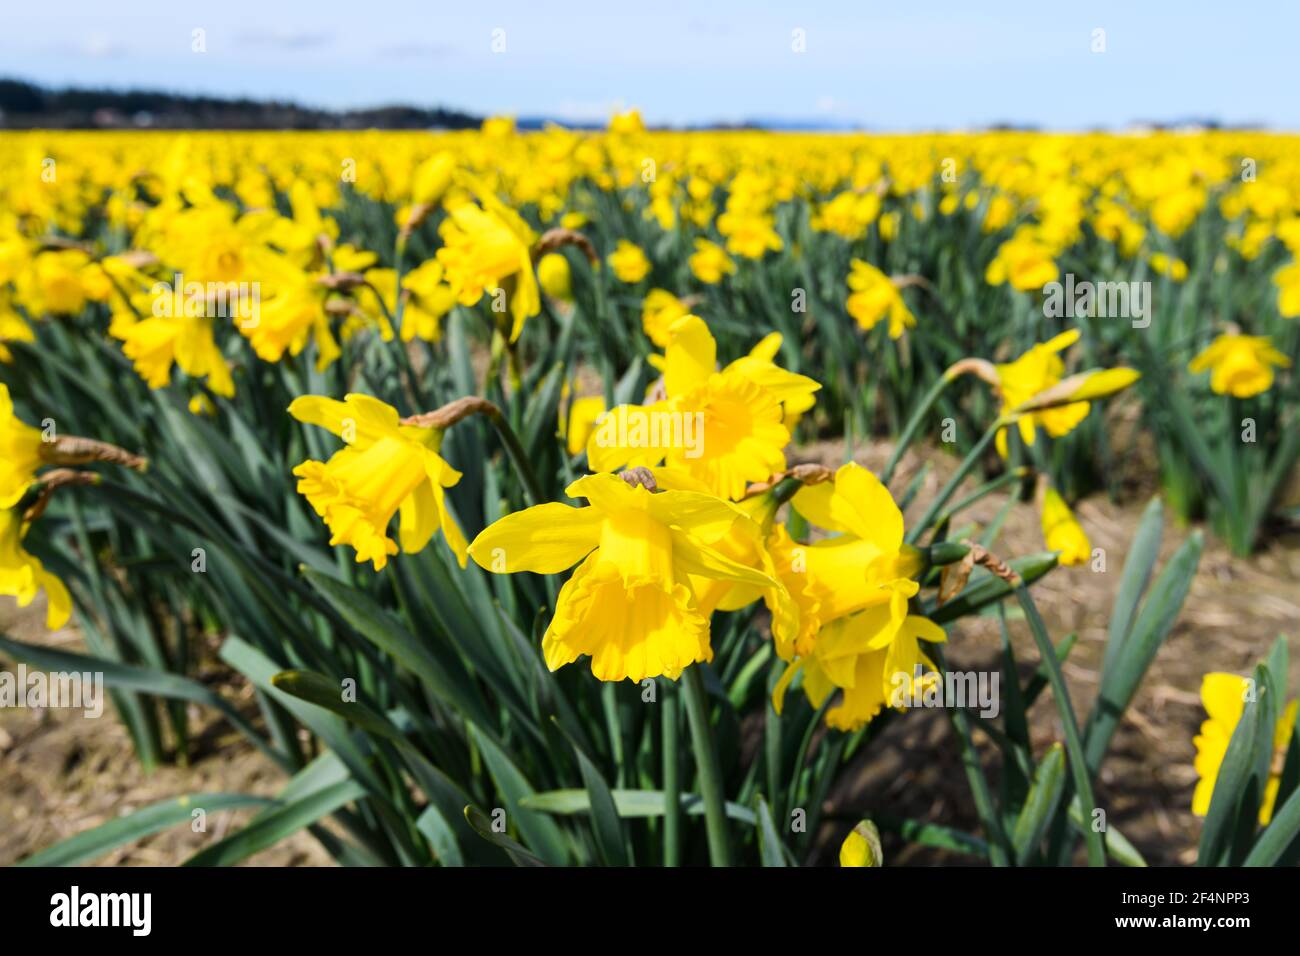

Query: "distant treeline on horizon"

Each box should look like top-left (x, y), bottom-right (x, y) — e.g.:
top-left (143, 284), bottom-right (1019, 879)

top-left (0, 78), bottom-right (483, 130)
top-left (0, 77), bottom-right (1258, 133)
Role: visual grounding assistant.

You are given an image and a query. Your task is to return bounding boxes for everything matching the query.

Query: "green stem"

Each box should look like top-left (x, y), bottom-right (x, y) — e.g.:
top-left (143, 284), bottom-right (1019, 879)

top-left (683, 666), bottom-right (731, 866)
top-left (908, 416), bottom-right (1009, 543)
top-left (934, 466), bottom-right (1031, 527)
top-left (933, 645), bottom-right (1013, 866)
top-left (882, 368), bottom-right (955, 486)
top-left (662, 686), bottom-right (681, 867)
top-left (1014, 583), bottom-right (1107, 867)
top-left (482, 404), bottom-right (546, 506)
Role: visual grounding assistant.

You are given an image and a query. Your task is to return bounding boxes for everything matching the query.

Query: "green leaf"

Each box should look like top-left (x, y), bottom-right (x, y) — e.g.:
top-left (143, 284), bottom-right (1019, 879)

top-left (573, 742), bottom-right (630, 866)
top-left (1085, 531), bottom-right (1202, 773)
top-left (19, 793), bottom-right (271, 866)
top-left (415, 805), bottom-right (465, 867)
top-left (468, 725), bottom-right (571, 865)
top-left (182, 779), bottom-right (367, 867)
top-left (520, 788), bottom-right (758, 825)
top-left (301, 566), bottom-right (494, 729)
top-left (754, 796), bottom-right (789, 867)
top-left (1065, 797), bottom-right (1147, 866)
top-left (462, 806), bottom-right (548, 867)
top-left (1103, 497), bottom-right (1164, 680)
top-left (270, 670), bottom-right (405, 743)
top-left (1011, 743), bottom-right (1065, 865)
top-left (1014, 585), bottom-right (1105, 867)
top-left (873, 816), bottom-right (988, 859)
top-left (1243, 782), bottom-right (1300, 867)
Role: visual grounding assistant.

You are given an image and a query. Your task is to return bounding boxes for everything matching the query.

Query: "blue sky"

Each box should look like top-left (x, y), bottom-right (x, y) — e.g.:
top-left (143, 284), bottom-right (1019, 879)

top-left (2, 0), bottom-right (1294, 128)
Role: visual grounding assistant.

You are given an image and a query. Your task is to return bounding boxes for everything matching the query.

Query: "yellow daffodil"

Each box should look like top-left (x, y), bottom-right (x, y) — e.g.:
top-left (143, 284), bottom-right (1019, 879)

top-left (688, 239), bottom-right (736, 285)
top-left (0, 383), bottom-right (45, 508)
top-left (562, 394), bottom-right (607, 457)
top-left (766, 462), bottom-right (942, 730)
top-left (16, 249), bottom-right (111, 316)
top-left (724, 332), bottom-right (820, 428)
top-left (1192, 672), bottom-right (1298, 824)
top-left (839, 821), bottom-right (882, 867)
top-left (482, 115), bottom-right (516, 138)
top-left (846, 259), bottom-right (916, 339)
top-left (0, 303), bottom-right (34, 363)
top-left (1188, 334), bottom-right (1291, 398)
top-left (1041, 487), bottom-right (1091, 566)
top-left (116, 303), bottom-right (237, 397)
top-left (435, 182), bottom-right (539, 341)
top-left (811, 191), bottom-right (881, 240)
top-left (410, 151), bottom-right (456, 206)
top-left (1275, 261), bottom-right (1300, 318)
top-left (229, 254), bottom-right (341, 371)
top-left (641, 288), bottom-right (691, 348)
top-left (399, 259), bottom-right (457, 342)
top-left (468, 472), bottom-right (778, 682)
top-left (608, 109), bottom-right (646, 135)
top-left (1149, 252), bottom-right (1188, 282)
top-left (1092, 201), bottom-right (1145, 257)
top-left (289, 394), bottom-right (466, 571)
top-left (775, 607), bottom-right (945, 731)
top-left (0, 508), bottom-right (72, 630)
top-left (536, 253), bottom-right (573, 302)
top-left (717, 212), bottom-right (783, 259)
top-left (608, 240), bottom-right (651, 283)
top-left (985, 228), bottom-right (1059, 291)
top-left (993, 329), bottom-right (1090, 457)
top-left (587, 316), bottom-right (818, 499)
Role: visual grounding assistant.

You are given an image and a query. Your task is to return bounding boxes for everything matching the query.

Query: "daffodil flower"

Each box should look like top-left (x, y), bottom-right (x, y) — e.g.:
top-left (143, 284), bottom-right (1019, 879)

top-left (1041, 487), bottom-right (1091, 566)
top-left (839, 821), bottom-right (883, 867)
top-left (587, 316), bottom-right (819, 499)
top-left (561, 393), bottom-right (607, 457)
top-left (1, 383), bottom-right (46, 509)
top-left (398, 259), bottom-right (457, 342)
top-left (235, 254), bottom-right (339, 372)
top-left (289, 394), bottom-right (466, 571)
top-left (767, 462), bottom-right (943, 730)
top-left (536, 252), bottom-right (573, 302)
top-left (687, 239), bottom-right (735, 285)
top-left (0, 301), bottom-right (34, 364)
top-left (985, 227), bottom-right (1059, 291)
top-left (774, 609), bottom-right (946, 732)
top-left (992, 329), bottom-right (1090, 457)
top-left (469, 472), bottom-right (781, 682)
top-left (435, 179), bottom-right (539, 341)
top-left (845, 259), bottom-right (916, 339)
top-left (0, 507), bottom-right (71, 630)
top-left (117, 306), bottom-right (238, 397)
top-left (608, 240), bottom-right (651, 283)
top-left (641, 288), bottom-right (691, 348)
top-left (1275, 261), bottom-right (1300, 318)
top-left (1188, 333), bottom-right (1291, 398)
top-left (1192, 672), bottom-right (1297, 824)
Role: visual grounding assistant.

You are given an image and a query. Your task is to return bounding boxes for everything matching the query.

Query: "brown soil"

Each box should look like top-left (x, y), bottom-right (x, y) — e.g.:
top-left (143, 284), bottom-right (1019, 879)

top-left (0, 604), bottom-right (331, 867)
top-left (2, 438), bottom-right (1297, 867)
